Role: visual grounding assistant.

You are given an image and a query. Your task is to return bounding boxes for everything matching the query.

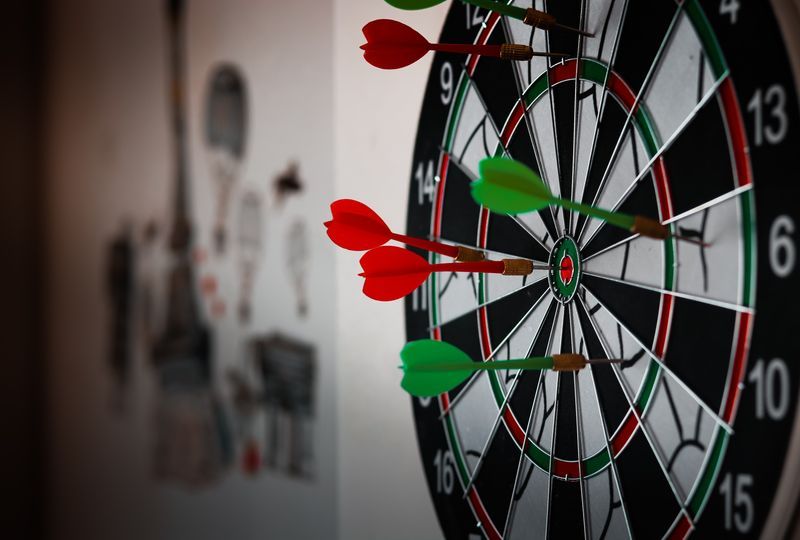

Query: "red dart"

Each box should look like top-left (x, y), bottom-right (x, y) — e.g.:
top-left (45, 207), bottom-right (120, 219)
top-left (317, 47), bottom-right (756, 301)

top-left (360, 19), bottom-right (565, 70)
top-left (359, 245), bottom-right (535, 302)
top-left (325, 198), bottom-right (485, 261)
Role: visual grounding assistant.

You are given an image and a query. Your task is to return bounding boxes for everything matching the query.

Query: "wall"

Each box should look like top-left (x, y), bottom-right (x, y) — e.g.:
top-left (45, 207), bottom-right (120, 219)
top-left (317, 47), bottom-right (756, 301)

top-left (44, 0), bottom-right (448, 538)
top-left (333, 1), bottom-right (444, 538)
top-left (44, 0), bottom-right (336, 538)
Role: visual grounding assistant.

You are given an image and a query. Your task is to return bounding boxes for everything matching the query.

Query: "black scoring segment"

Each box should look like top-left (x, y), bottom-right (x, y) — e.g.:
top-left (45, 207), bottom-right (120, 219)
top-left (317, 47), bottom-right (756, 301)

top-left (505, 119), bottom-right (561, 241)
top-left (663, 97), bottom-right (735, 217)
top-left (440, 161), bottom-right (481, 246)
top-left (581, 174), bottom-right (659, 259)
top-left (439, 307), bottom-right (483, 400)
top-left (548, 476), bottom-right (585, 539)
top-left (472, 420), bottom-right (524, 531)
top-left (486, 278), bottom-right (550, 351)
top-left (471, 30), bottom-right (524, 133)
top-left (663, 298), bottom-right (737, 413)
top-left (504, 370), bottom-right (541, 439)
top-left (551, 79), bottom-right (578, 229)
top-left (486, 212), bottom-right (550, 262)
top-left (507, 300), bottom-right (559, 427)
top-left (580, 275), bottom-right (661, 350)
top-left (615, 429), bottom-right (682, 537)
top-left (575, 298), bottom-right (631, 431)
top-left (546, 0), bottom-right (580, 231)
top-left (613, 0), bottom-right (679, 93)
top-left (576, 87), bottom-right (630, 221)
top-left (547, 0), bottom-right (581, 58)
top-left (554, 310), bottom-right (578, 462)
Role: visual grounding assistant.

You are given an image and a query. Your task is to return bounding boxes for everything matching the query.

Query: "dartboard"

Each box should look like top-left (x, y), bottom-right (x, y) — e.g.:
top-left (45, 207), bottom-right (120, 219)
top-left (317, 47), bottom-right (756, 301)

top-left (403, 1), bottom-right (800, 538)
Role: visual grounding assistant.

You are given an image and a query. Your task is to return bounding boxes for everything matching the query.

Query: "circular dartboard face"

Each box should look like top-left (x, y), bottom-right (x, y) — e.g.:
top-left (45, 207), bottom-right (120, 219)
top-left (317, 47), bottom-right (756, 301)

top-left (404, 1), bottom-right (800, 538)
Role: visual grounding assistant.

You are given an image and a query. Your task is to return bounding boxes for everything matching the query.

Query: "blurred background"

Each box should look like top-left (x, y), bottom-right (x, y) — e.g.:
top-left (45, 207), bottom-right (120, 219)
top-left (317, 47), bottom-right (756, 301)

top-left (0, 0), bottom-right (448, 538)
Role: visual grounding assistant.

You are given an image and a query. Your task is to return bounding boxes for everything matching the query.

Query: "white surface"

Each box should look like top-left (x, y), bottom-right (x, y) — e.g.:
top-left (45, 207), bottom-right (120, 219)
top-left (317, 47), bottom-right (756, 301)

top-left (44, 0), bottom-right (339, 538)
top-left (333, 1), bottom-right (443, 538)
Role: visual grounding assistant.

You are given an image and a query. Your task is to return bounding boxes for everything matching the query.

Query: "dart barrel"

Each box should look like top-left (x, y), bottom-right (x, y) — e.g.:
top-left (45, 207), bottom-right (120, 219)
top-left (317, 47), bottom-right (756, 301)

top-left (630, 215), bottom-right (670, 240)
top-left (455, 246), bottom-right (486, 262)
top-left (499, 44), bottom-right (534, 61)
top-left (552, 354), bottom-right (587, 372)
top-left (501, 258), bottom-right (534, 276)
top-left (523, 8), bottom-right (557, 29)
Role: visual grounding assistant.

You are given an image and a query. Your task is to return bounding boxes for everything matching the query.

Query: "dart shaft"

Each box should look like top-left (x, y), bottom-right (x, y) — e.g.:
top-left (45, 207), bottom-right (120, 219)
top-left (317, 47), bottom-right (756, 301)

top-left (429, 260), bottom-right (504, 274)
top-left (430, 259), bottom-right (534, 275)
top-left (550, 198), bottom-right (674, 242)
top-left (429, 43), bottom-right (562, 60)
top-left (553, 197), bottom-right (636, 230)
top-left (429, 43), bottom-right (504, 56)
top-left (407, 357), bottom-right (555, 373)
top-left (391, 232), bottom-right (460, 258)
top-left (406, 355), bottom-right (610, 373)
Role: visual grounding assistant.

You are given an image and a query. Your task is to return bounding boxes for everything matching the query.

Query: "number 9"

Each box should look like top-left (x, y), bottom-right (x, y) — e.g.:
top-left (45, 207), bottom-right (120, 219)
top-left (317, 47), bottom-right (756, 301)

top-left (440, 62), bottom-right (453, 106)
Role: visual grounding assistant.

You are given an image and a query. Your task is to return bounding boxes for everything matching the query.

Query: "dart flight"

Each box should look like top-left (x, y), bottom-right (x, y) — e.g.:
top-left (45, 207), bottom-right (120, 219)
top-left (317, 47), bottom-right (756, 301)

top-left (361, 19), bottom-right (565, 70)
top-left (472, 157), bottom-right (707, 244)
top-left (383, 0), bottom-right (593, 36)
top-left (359, 245), bottom-right (535, 301)
top-left (324, 199), bottom-right (485, 261)
top-left (400, 339), bottom-right (620, 397)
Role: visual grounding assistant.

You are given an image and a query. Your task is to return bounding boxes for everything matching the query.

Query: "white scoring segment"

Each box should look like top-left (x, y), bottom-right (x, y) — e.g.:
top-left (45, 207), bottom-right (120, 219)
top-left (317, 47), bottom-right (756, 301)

top-left (450, 83), bottom-right (501, 175)
top-left (584, 466), bottom-right (629, 539)
top-left (434, 269), bottom-right (481, 329)
top-left (434, 249), bottom-right (543, 329)
top-left (492, 291), bottom-right (552, 394)
top-left (672, 197), bottom-right (742, 308)
top-left (572, 0), bottom-right (631, 219)
top-left (582, 235), bottom-right (665, 290)
top-left (503, 1), bottom-right (549, 90)
top-left (643, 12), bottom-right (719, 150)
top-left (581, 122), bottom-right (650, 245)
top-left (572, 302), bottom-right (617, 463)
top-left (450, 372), bottom-right (501, 475)
top-left (505, 465), bottom-right (550, 539)
top-left (642, 375), bottom-right (717, 503)
top-left (579, 288), bottom-right (650, 413)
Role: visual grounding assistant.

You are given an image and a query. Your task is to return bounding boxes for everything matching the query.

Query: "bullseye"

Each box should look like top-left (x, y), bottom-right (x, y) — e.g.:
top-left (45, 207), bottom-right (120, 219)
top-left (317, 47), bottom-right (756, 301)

top-left (560, 254), bottom-right (574, 286)
top-left (548, 236), bottom-right (581, 304)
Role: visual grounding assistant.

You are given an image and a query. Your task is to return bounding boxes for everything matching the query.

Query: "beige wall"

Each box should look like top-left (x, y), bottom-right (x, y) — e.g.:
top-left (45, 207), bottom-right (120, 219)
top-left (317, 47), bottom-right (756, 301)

top-left (45, 0), bottom-right (337, 538)
top-left (45, 0), bottom-right (445, 538)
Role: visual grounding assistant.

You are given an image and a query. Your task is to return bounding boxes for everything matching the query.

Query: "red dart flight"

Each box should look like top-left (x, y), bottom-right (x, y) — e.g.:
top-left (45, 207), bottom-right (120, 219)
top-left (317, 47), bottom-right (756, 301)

top-left (325, 198), bottom-right (485, 260)
top-left (359, 245), bottom-right (534, 302)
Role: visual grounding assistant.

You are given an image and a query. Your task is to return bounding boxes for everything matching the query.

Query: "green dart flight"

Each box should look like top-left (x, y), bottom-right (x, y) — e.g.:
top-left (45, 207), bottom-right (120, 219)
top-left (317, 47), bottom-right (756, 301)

top-left (471, 156), bottom-right (704, 243)
top-left (399, 339), bottom-right (618, 397)
top-left (385, 0), bottom-right (447, 8)
top-left (383, 0), bottom-right (593, 36)
top-left (385, 0), bottom-right (526, 20)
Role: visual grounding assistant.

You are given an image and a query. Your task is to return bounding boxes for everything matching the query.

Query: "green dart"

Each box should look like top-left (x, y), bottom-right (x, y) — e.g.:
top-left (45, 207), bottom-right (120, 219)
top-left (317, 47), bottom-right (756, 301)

top-left (471, 157), bottom-right (708, 245)
top-left (384, 0), bottom-right (593, 37)
top-left (399, 339), bottom-right (621, 397)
